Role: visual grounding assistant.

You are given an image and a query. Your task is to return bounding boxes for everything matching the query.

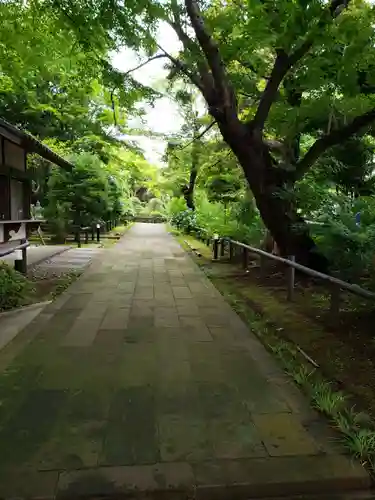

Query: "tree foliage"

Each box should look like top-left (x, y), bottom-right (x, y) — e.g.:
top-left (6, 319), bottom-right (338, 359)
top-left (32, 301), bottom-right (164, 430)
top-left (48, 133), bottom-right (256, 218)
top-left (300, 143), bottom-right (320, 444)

top-left (3, 0), bottom-right (375, 281)
top-left (38, 0), bottom-right (375, 268)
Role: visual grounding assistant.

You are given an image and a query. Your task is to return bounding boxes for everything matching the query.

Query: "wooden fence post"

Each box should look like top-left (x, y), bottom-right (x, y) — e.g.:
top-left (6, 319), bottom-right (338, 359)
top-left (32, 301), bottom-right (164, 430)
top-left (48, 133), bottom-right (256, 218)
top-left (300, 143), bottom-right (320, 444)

top-left (242, 247), bottom-right (248, 269)
top-left (213, 239), bottom-right (219, 260)
top-left (21, 245), bottom-right (27, 274)
top-left (14, 241), bottom-right (27, 274)
top-left (286, 256), bottom-right (296, 301)
top-left (229, 241), bottom-right (234, 261)
top-left (259, 254), bottom-right (266, 279)
top-left (220, 239), bottom-right (225, 258)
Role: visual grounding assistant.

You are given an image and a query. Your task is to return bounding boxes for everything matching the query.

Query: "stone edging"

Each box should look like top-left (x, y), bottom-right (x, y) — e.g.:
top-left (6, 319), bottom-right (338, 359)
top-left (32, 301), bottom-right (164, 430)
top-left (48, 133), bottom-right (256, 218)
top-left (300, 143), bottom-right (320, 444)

top-left (0, 300), bottom-right (51, 319)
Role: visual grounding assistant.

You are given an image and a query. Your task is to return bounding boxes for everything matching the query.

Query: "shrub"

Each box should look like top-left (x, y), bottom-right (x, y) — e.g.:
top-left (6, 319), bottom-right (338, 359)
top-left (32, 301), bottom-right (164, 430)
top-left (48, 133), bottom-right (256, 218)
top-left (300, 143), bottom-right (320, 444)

top-left (312, 202), bottom-right (375, 285)
top-left (170, 209), bottom-right (200, 234)
top-left (130, 196), bottom-right (146, 215)
top-left (147, 198), bottom-right (165, 214)
top-left (0, 264), bottom-right (33, 311)
top-left (167, 197), bottom-right (187, 217)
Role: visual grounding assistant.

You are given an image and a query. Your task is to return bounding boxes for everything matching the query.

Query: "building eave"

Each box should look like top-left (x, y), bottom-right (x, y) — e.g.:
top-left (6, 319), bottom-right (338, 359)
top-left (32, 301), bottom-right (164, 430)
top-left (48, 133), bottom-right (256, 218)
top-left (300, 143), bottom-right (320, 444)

top-left (0, 118), bottom-right (74, 171)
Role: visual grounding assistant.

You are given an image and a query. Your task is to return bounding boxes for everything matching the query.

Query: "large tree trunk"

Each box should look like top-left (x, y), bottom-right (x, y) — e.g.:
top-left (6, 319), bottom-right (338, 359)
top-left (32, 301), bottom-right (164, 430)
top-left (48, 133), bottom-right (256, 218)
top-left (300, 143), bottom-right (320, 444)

top-left (216, 119), bottom-right (329, 272)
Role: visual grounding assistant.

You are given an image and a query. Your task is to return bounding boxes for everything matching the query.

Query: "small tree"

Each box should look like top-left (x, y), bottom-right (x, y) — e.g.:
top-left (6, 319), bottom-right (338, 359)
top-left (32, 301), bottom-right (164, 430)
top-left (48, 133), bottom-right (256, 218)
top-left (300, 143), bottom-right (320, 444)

top-left (45, 152), bottom-right (110, 241)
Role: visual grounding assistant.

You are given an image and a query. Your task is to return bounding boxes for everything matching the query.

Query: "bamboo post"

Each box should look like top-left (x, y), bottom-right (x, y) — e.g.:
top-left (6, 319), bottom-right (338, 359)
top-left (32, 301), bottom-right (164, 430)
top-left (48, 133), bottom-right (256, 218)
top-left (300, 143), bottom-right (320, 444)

top-left (287, 255), bottom-right (296, 301)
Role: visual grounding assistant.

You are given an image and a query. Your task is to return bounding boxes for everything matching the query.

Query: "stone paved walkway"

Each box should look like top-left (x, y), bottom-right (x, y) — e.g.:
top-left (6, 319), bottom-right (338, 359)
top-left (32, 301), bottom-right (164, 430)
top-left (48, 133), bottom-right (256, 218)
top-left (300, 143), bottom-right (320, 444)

top-left (0, 224), bottom-right (370, 499)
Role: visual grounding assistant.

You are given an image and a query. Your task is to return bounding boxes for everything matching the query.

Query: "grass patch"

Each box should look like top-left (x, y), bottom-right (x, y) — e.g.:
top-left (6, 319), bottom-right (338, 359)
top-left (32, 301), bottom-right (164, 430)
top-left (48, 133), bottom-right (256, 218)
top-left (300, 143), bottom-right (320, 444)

top-left (28, 269), bottom-right (81, 304)
top-left (168, 225), bottom-right (212, 260)
top-left (110, 224), bottom-right (129, 235)
top-left (47, 271), bottom-right (81, 300)
top-left (0, 264), bottom-right (34, 311)
top-left (173, 227), bottom-right (375, 474)
top-left (0, 267), bottom-right (81, 313)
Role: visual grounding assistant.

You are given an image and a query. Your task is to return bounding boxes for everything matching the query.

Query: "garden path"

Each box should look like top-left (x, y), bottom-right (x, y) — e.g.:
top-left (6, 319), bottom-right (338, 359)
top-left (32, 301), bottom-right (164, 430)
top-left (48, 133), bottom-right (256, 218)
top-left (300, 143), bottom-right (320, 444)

top-left (0, 223), bottom-right (369, 499)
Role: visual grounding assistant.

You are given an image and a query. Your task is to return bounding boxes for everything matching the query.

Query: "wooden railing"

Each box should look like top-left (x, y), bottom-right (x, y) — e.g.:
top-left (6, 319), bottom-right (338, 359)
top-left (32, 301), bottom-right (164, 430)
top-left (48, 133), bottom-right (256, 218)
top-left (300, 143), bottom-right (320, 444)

top-left (197, 232), bottom-right (375, 318)
top-left (0, 241), bottom-right (29, 258)
top-left (0, 240), bottom-right (29, 273)
top-left (33, 220), bottom-right (124, 247)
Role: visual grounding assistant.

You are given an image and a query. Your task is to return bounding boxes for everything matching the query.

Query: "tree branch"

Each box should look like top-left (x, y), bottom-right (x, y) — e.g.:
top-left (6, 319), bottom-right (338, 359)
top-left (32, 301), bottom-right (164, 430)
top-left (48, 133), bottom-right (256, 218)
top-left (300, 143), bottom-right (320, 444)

top-left (168, 2), bottom-right (215, 98)
top-left (237, 59), bottom-right (268, 80)
top-left (264, 139), bottom-right (286, 155)
top-left (206, 150), bottom-right (233, 170)
top-left (156, 44), bottom-right (204, 92)
top-left (169, 0), bottom-right (196, 53)
top-left (184, 0), bottom-right (235, 109)
top-left (123, 54), bottom-right (168, 77)
top-left (295, 107), bottom-right (375, 180)
top-left (252, 50), bottom-right (290, 130)
top-left (177, 121), bottom-right (217, 151)
top-left (252, 0), bottom-right (352, 131)
top-left (110, 89), bottom-right (117, 126)
top-left (288, 1), bottom-right (352, 67)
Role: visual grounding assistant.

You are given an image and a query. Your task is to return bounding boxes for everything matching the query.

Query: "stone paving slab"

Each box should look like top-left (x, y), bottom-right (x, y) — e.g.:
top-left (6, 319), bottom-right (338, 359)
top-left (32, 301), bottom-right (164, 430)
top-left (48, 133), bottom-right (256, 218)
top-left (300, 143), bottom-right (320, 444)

top-left (53, 455), bottom-right (370, 500)
top-left (0, 223), bottom-right (370, 499)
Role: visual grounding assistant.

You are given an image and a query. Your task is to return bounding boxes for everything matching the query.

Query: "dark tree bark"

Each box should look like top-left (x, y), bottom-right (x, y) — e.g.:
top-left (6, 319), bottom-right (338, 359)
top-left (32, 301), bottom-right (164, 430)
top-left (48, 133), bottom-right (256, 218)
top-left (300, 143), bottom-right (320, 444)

top-left (183, 167), bottom-right (197, 210)
top-left (182, 123), bottom-right (200, 210)
top-left (213, 116), bottom-right (328, 269)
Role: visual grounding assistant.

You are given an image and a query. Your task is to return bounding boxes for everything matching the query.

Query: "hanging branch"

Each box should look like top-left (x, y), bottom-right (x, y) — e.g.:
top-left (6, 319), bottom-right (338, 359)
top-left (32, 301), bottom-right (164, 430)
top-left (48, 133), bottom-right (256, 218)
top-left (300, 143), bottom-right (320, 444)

top-left (110, 89), bottom-right (117, 126)
top-left (156, 43), bottom-right (204, 92)
top-left (122, 54), bottom-right (169, 77)
top-left (184, 0), bottom-right (236, 111)
top-left (206, 150), bottom-right (233, 170)
top-left (295, 107), bottom-right (375, 180)
top-left (252, 0), bottom-right (353, 132)
top-left (176, 121), bottom-right (216, 151)
top-left (169, 0), bottom-right (214, 95)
